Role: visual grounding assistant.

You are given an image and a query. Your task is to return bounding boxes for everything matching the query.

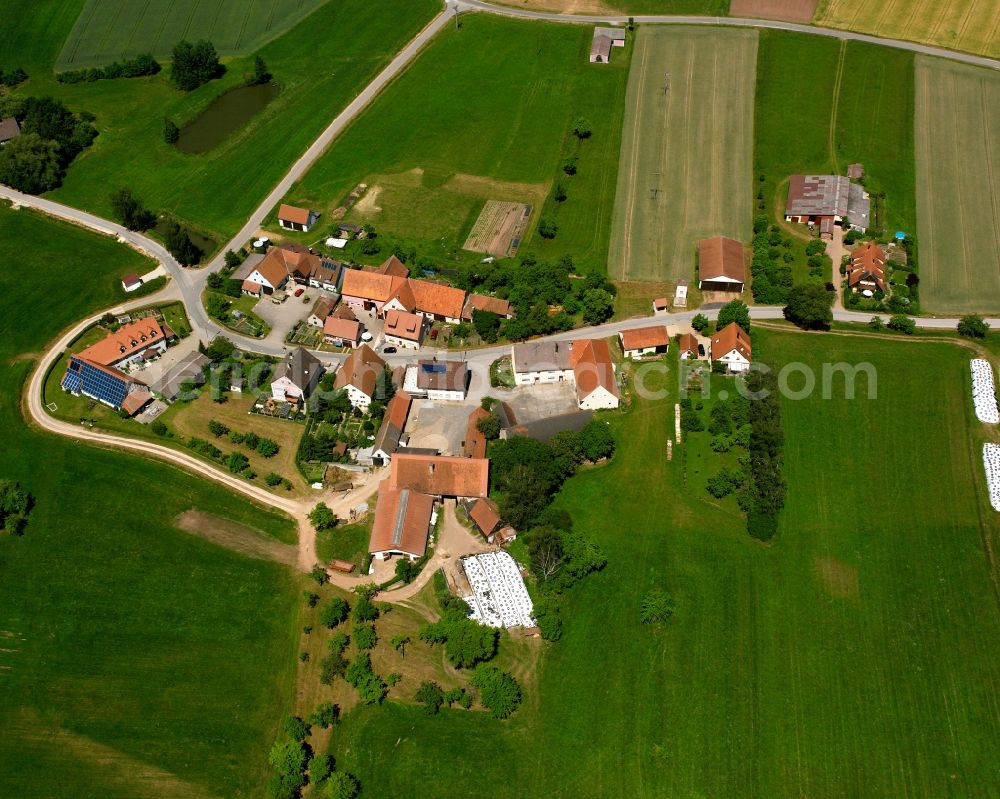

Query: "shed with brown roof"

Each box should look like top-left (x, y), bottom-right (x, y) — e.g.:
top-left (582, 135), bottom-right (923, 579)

top-left (468, 497), bottom-right (503, 541)
top-left (0, 117), bottom-right (20, 145)
top-left (619, 325), bottom-right (670, 358)
top-left (372, 391), bottom-right (412, 461)
top-left (698, 236), bottom-right (746, 292)
top-left (369, 479), bottom-right (434, 561)
top-left (389, 454), bottom-right (489, 499)
top-left (278, 204), bottom-right (317, 232)
top-left (462, 293), bottom-right (512, 320)
top-left (463, 407), bottom-right (490, 459)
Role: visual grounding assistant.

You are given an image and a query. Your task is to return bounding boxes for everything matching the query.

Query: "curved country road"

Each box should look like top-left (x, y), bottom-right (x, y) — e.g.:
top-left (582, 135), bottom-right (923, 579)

top-left (5, 0), bottom-right (1000, 581)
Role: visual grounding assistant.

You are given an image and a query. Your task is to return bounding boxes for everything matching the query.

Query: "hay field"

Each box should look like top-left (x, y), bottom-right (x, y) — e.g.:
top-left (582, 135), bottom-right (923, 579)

top-left (57, 0), bottom-right (329, 69)
top-left (814, 0), bottom-right (1000, 58)
top-left (915, 57), bottom-right (1000, 313)
top-left (608, 27), bottom-right (757, 283)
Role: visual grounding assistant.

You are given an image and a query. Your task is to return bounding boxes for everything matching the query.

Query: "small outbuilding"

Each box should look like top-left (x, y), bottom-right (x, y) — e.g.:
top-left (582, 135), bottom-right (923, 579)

top-left (0, 117), bottom-right (20, 146)
top-left (619, 325), bottom-right (670, 359)
top-left (590, 27), bottom-right (626, 63)
top-left (278, 204), bottom-right (318, 233)
top-left (121, 274), bottom-right (143, 292)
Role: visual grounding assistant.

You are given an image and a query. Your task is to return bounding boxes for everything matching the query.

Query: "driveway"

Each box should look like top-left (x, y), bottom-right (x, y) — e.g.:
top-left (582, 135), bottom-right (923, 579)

top-left (500, 381), bottom-right (581, 424)
top-left (827, 228), bottom-right (847, 311)
top-left (404, 400), bottom-right (471, 455)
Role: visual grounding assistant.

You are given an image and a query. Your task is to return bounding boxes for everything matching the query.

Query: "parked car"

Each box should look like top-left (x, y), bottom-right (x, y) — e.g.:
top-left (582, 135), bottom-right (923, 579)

top-left (294, 287), bottom-right (304, 297)
top-left (382, 346), bottom-right (397, 354)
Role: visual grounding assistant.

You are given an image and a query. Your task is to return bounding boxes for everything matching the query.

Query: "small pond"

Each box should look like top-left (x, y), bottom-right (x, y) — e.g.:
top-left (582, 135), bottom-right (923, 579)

top-left (174, 82), bottom-right (279, 155)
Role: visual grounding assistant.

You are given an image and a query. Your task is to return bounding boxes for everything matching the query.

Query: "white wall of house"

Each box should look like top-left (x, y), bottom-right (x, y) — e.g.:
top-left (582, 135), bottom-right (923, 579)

top-left (372, 549), bottom-right (420, 562)
top-left (384, 332), bottom-right (421, 350)
top-left (344, 384), bottom-right (373, 410)
top-left (426, 387), bottom-right (466, 402)
top-left (716, 351), bottom-right (751, 373)
top-left (623, 346), bottom-right (660, 360)
top-left (579, 386), bottom-right (620, 410)
top-left (271, 376), bottom-right (304, 402)
top-left (247, 270), bottom-right (284, 292)
top-left (514, 368), bottom-right (573, 386)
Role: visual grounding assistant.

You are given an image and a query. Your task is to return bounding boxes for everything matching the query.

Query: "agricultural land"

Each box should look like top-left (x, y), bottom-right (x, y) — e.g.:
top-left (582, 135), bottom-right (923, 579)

top-left (814, 0), bottom-right (1000, 59)
top-left (0, 204), bottom-right (301, 798)
top-left (914, 57), bottom-right (1000, 314)
top-left (608, 26), bottom-right (757, 282)
top-left (327, 329), bottom-right (1000, 797)
top-left (57, 0), bottom-right (330, 70)
top-left (1, 0), bottom-right (438, 246)
top-left (279, 14), bottom-right (630, 272)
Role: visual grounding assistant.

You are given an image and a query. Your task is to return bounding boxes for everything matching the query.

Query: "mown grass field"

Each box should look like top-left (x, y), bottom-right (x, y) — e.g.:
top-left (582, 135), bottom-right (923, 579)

top-left (0, 205), bottom-right (301, 797)
top-left (754, 32), bottom-right (917, 277)
top-left (814, 0), bottom-right (1000, 58)
top-left (1, 0), bottom-right (439, 247)
top-left (282, 14), bottom-right (630, 272)
top-left (608, 26), bottom-right (758, 283)
top-left (914, 57), bottom-right (1000, 314)
top-left (57, 0), bottom-right (329, 69)
top-left (330, 330), bottom-right (1000, 797)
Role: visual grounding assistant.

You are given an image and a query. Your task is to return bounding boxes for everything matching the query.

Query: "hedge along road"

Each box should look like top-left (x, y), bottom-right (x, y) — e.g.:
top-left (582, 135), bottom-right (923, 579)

top-left (5, 0), bottom-right (1000, 570)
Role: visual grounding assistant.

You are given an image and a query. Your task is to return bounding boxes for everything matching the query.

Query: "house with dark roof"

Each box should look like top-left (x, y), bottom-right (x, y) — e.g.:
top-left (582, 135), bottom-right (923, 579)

top-left (61, 355), bottom-right (153, 415)
top-left (278, 204), bottom-right (318, 233)
top-left (590, 26), bottom-right (626, 63)
top-left (416, 360), bottom-right (468, 401)
top-left (711, 322), bottom-right (752, 373)
top-left (697, 236), bottom-right (746, 292)
top-left (512, 339), bottom-right (619, 410)
top-left (307, 296), bottom-right (337, 327)
top-left (785, 175), bottom-right (870, 236)
top-left (334, 344), bottom-right (387, 410)
top-left (271, 347), bottom-right (323, 404)
top-left (0, 117), bottom-right (20, 146)
top-left (155, 351), bottom-right (210, 401)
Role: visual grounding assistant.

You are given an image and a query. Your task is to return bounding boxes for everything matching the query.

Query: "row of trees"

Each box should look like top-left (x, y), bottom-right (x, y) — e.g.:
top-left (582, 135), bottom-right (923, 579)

top-left (0, 96), bottom-right (98, 193)
top-left (266, 713), bottom-right (359, 799)
top-left (57, 53), bottom-right (160, 84)
top-left (207, 420), bottom-right (280, 457)
top-left (0, 68), bottom-right (28, 87)
top-left (750, 216), bottom-right (794, 305)
top-left (537, 117), bottom-right (592, 240)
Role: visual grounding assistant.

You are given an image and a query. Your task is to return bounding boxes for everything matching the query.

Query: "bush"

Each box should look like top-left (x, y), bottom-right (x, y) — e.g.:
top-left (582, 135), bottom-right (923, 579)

top-left (353, 624), bottom-right (377, 650)
top-left (471, 665), bottom-right (522, 719)
top-left (958, 314), bottom-right (989, 339)
top-left (170, 39), bottom-right (223, 91)
top-left (538, 217), bottom-right (558, 239)
top-left (308, 702), bottom-right (340, 729)
top-left (415, 681), bottom-right (445, 715)
top-left (691, 313), bottom-right (710, 333)
top-left (320, 597), bottom-right (350, 629)
top-left (265, 472), bottom-right (283, 487)
top-left (887, 314), bottom-right (915, 335)
top-left (163, 118), bottom-right (179, 144)
top-left (150, 419), bottom-right (168, 436)
top-left (109, 187), bottom-right (155, 231)
top-left (868, 316), bottom-right (885, 331)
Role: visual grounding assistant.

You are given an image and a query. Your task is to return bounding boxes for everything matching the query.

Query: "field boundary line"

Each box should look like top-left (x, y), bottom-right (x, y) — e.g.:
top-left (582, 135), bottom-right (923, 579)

top-left (980, 82), bottom-right (1000, 279)
top-left (828, 40), bottom-right (847, 174)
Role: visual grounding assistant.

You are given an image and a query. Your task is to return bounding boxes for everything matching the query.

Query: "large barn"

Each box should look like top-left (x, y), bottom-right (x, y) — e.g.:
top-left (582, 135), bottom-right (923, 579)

top-left (697, 236), bottom-right (746, 292)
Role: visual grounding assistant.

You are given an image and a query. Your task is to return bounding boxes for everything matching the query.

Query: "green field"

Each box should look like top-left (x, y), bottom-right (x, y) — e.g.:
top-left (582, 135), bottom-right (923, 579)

top-left (754, 32), bottom-right (917, 265)
top-left (281, 14), bottom-right (630, 271)
top-left (608, 27), bottom-right (758, 282)
top-left (0, 204), bottom-right (301, 797)
top-left (915, 57), bottom-right (1000, 314)
top-left (331, 329), bottom-right (1000, 797)
top-left (57, 0), bottom-right (329, 69)
top-left (0, 0), bottom-right (438, 247)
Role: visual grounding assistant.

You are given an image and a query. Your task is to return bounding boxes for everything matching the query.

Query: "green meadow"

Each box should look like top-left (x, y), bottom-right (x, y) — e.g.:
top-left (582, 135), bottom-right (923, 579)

top-left (282, 14), bottom-right (630, 272)
top-left (332, 331), bottom-right (1000, 797)
top-left (1, 0), bottom-right (439, 247)
top-left (0, 204), bottom-right (301, 798)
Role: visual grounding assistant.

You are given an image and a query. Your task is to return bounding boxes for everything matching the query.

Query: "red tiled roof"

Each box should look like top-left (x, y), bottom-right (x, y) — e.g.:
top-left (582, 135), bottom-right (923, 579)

top-left (333, 344), bottom-right (386, 398)
top-left (122, 273), bottom-right (141, 287)
top-left (389, 454), bottom-right (489, 498)
top-left (341, 269), bottom-right (407, 304)
top-left (120, 388), bottom-right (153, 416)
top-left (408, 278), bottom-right (466, 319)
top-left (384, 309), bottom-right (423, 341)
top-left (242, 279), bottom-right (262, 295)
top-left (569, 339), bottom-right (619, 402)
top-left (848, 241), bottom-right (886, 291)
top-left (463, 293), bottom-right (511, 319)
top-left (620, 325), bottom-right (669, 351)
top-left (377, 255), bottom-right (410, 277)
top-left (463, 407), bottom-right (490, 459)
top-left (468, 497), bottom-right (502, 537)
top-left (653, 297), bottom-right (669, 310)
top-left (278, 204), bottom-right (311, 225)
top-left (678, 332), bottom-right (699, 355)
top-left (77, 318), bottom-right (166, 366)
top-left (711, 322), bottom-right (752, 362)
top-left (384, 391), bottom-right (412, 430)
top-left (368, 479), bottom-right (434, 558)
top-left (698, 236), bottom-right (746, 284)
top-left (323, 316), bottom-right (361, 342)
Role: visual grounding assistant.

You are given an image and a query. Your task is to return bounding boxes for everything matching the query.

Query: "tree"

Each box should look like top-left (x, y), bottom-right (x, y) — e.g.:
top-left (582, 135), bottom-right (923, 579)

top-left (0, 132), bottom-right (62, 193)
top-left (958, 314), bottom-right (989, 339)
top-left (150, 419), bottom-right (168, 437)
top-left (716, 299), bottom-right (751, 333)
top-left (207, 419), bottom-right (229, 437)
top-left (691, 313), bottom-right (710, 333)
top-left (309, 754), bottom-right (334, 784)
top-left (170, 39), bottom-right (223, 90)
top-left (303, 591), bottom-right (319, 607)
top-left (475, 413), bottom-right (501, 441)
top-left (250, 55), bottom-right (271, 85)
top-left (640, 587), bottom-right (675, 626)
top-left (471, 309), bottom-right (502, 343)
top-left (391, 635), bottom-right (410, 658)
top-left (163, 117), bottom-right (179, 144)
top-left (267, 739), bottom-right (307, 785)
top-left (868, 315), bottom-right (885, 331)
top-left (783, 281), bottom-right (834, 330)
top-left (266, 472), bottom-right (283, 487)
top-left (471, 664), bottom-right (522, 719)
top-left (282, 715), bottom-right (310, 741)
top-left (578, 420), bottom-right (614, 461)
top-left (581, 288), bottom-right (614, 325)
top-left (109, 187), bottom-right (155, 231)
top-left (320, 597), bottom-right (350, 628)
top-left (0, 480), bottom-right (31, 536)
top-left (258, 438), bottom-right (279, 457)
top-left (319, 652), bottom-right (348, 684)
top-left (415, 681), bottom-right (445, 715)
top-left (323, 771), bottom-right (360, 799)
top-left (164, 220), bottom-right (202, 265)
top-left (553, 182), bottom-right (567, 202)
top-left (394, 558), bottom-right (417, 584)
top-left (887, 314), bottom-right (916, 335)
top-left (571, 117), bottom-right (592, 139)
top-left (527, 526), bottom-right (565, 582)
top-left (309, 563), bottom-right (328, 585)
top-left (309, 502), bottom-right (337, 531)
top-left (308, 702), bottom-right (340, 729)
top-left (353, 624), bottom-right (377, 650)
top-left (538, 217), bottom-right (558, 239)
top-left (226, 452), bottom-right (249, 473)
top-left (351, 593), bottom-right (379, 623)
top-left (562, 155), bottom-right (578, 176)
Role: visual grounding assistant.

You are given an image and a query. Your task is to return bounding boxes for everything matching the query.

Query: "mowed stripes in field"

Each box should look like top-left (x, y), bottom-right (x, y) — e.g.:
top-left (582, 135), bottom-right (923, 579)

top-left (915, 57), bottom-right (1000, 314)
top-left (815, 0), bottom-right (1000, 59)
top-left (57, 0), bottom-right (328, 69)
top-left (608, 27), bottom-right (757, 283)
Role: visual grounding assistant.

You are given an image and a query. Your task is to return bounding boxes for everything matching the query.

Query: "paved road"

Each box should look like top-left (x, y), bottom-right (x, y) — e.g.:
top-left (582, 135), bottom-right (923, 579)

top-left (457, 0), bottom-right (1000, 70)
